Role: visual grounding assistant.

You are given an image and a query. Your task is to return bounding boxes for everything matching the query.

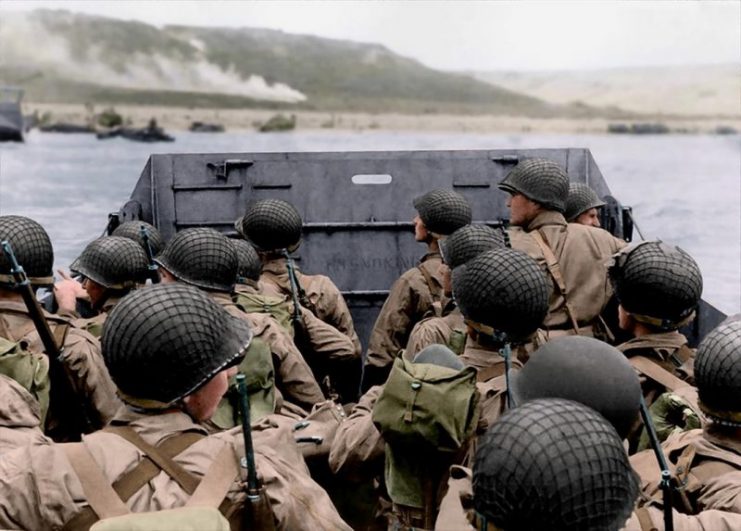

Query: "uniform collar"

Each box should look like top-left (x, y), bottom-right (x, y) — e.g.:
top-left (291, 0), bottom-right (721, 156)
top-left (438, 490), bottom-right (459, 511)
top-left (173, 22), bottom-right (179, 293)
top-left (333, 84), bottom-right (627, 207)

top-left (524, 210), bottom-right (567, 231)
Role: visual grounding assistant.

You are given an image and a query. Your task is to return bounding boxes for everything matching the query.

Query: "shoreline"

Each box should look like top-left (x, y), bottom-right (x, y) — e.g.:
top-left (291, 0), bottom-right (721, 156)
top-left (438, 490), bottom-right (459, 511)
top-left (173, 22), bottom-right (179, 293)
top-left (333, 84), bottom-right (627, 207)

top-left (24, 103), bottom-right (741, 135)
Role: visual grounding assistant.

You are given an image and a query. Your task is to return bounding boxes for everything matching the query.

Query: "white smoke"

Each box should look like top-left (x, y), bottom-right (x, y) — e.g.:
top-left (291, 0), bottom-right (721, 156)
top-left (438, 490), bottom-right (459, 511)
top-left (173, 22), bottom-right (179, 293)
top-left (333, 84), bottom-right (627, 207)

top-left (0, 12), bottom-right (307, 103)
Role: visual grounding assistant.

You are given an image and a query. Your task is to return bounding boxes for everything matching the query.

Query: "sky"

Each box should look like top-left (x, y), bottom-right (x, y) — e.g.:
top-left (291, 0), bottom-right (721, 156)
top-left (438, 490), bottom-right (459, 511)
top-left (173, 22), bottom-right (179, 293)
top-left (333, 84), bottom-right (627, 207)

top-left (1, 0), bottom-right (739, 72)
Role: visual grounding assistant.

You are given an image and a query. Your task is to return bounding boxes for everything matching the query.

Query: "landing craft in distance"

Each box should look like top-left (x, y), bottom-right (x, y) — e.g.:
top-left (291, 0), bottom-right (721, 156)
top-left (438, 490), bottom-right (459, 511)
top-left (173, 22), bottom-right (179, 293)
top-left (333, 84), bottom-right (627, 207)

top-left (0, 87), bottom-right (24, 142)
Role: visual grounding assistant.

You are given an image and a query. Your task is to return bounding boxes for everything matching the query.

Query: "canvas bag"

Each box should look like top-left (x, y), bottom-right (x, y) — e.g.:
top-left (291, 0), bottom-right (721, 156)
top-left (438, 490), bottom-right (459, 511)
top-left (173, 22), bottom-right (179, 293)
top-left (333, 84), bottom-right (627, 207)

top-left (372, 357), bottom-right (479, 452)
top-left (0, 336), bottom-right (50, 423)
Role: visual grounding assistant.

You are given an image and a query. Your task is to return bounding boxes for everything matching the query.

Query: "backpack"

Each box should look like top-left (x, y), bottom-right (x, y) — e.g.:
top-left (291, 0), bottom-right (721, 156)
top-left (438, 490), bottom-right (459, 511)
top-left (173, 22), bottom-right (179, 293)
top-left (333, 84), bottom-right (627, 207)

top-left (372, 357), bottom-right (479, 452)
top-left (210, 338), bottom-right (276, 430)
top-left (0, 336), bottom-right (50, 423)
top-left (234, 292), bottom-right (294, 337)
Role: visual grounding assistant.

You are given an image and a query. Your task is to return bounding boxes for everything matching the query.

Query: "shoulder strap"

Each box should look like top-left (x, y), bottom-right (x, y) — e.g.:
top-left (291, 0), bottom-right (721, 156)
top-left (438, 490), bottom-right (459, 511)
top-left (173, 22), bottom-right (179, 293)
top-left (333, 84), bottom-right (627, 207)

top-left (530, 230), bottom-right (580, 333)
top-left (634, 507), bottom-right (658, 531)
top-left (104, 426), bottom-right (200, 494)
top-left (53, 321), bottom-right (71, 350)
top-left (629, 356), bottom-right (687, 392)
top-left (416, 263), bottom-right (443, 316)
top-left (63, 430), bottom-right (208, 531)
top-left (63, 443), bottom-right (130, 520)
top-left (186, 444), bottom-right (240, 508)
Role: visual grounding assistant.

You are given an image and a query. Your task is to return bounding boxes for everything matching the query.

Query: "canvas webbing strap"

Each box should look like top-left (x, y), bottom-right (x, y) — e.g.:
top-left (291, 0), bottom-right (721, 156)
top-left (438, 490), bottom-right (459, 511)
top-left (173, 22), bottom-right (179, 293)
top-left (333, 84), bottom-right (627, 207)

top-left (104, 426), bottom-right (200, 494)
top-left (417, 263), bottom-right (442, 301)
top-left (629, 356), bottom-right (687, 392)
top-left (63, 443), bottom-right (129, 520)
top-left (186, 445), bottom-right (240, 508)
top-left (530, 230), bottom-right (581, 334)
top-left (61, 431), bottom-right (206, 531)
top-left (113, 432), bottom-right (204, 500)
top-left (635, 507), bottom-right (658, 531)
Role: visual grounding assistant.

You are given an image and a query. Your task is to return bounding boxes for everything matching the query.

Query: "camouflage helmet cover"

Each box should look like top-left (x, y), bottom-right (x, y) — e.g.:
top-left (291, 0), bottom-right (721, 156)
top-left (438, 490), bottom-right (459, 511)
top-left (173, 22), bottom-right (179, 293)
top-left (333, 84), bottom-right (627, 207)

top-left (0, 215), bottom-right (54, 285)
top-left (439, 224), bottom-right (505, 269)
top-left (232, 238), bottom-right (262, 282)
top-left (473, 398), bottom-right (638, 531)
top-left (609, 241), bottom-right (703, 330)
top-left (155, 227), bottom-right (238, 293)
top-left (452, 248), bottom-right (549, 341)
top-left (102, 283), bottom-right (251, 408)
top-left (236, 199), bottom-right (303, 252)
top-left (112, 220), bottom-right (165, 256)
top-left (413, 189), bottom-right (472, 236)
top-left (694, 320), bottom-right (741, 424)
top-left (497, 159), bottom-right (570, 213)
top-left (564, 182), bottom-right (605, 221)
top-left (71, 236), bottom-right (149, 290)
top-left (510, 336), bottom-right (641, 437)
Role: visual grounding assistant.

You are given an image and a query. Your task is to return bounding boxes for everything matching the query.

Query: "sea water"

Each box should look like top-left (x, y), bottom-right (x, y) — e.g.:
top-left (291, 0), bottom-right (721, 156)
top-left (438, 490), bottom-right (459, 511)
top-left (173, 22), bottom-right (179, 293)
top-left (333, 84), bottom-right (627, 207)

top-left (0, 130), bottom-right (739, 315)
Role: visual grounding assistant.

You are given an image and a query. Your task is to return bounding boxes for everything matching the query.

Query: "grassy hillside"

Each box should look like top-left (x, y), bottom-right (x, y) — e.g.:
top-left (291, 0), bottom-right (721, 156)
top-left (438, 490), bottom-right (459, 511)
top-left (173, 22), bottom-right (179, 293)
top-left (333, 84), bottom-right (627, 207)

top-left (0, 9), bottom-right (633, 118)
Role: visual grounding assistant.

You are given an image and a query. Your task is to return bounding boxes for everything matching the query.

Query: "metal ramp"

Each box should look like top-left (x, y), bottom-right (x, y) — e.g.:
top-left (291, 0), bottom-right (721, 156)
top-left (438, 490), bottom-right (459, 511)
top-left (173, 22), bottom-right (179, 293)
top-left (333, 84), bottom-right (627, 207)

top-left (112, 148), bottom-right (723, 348)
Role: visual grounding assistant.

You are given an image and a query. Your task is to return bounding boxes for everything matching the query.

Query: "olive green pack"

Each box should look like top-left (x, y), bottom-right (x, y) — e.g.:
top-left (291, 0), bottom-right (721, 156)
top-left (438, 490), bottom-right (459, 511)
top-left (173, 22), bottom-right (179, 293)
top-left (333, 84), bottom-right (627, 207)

top-left (234, 292), bottom-right (294, 337)
top-left (0, 336), bottom-right (50, 423)
top-left (372, 357), bottom-right (479, 452)
top-left (211, 337), bottom-right (276, 429)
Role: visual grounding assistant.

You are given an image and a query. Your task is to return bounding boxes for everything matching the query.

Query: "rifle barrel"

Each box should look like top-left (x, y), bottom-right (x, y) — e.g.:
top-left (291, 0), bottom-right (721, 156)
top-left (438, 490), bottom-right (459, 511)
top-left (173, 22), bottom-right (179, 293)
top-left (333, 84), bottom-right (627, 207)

top-left (236, 374), bottom-right (260, 494)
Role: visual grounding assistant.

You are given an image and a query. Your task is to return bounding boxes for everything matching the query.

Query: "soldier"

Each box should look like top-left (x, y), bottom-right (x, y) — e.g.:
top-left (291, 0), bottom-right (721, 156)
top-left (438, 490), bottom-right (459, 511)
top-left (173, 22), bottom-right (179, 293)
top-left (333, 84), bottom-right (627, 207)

top-left (451, 247), bottom-right (549, 376)
top-left (435, 337), bottom-right (645, 530)
top-left (609, 241), bottom-right (703, 450)
top-left (236, 199), bottom-right (361, 356)
top-left (461, 399), bottom-right (639, 531)
top-left (405, 224), bottom-right (504, 359)
top-left (0, 283), bottom-right (352, 530)
top-left (231, 237), bottom-right (359, 403)
top-left (365, 189), bottom-right (472, 387)
top-left (499, 159), bottom-right (625, 340)
top-left (111, 220), bottom-right (165, 256)
top-left (0, 215), bottom-right (120, 440)
top-left (155, 227), bottom-right (325, 412)
top-left (627, 319), bottom-right (741, 530)
top-left (564, 182), bottom-right (605, 227)
top-left (54, 236), bottom-right (149, 337)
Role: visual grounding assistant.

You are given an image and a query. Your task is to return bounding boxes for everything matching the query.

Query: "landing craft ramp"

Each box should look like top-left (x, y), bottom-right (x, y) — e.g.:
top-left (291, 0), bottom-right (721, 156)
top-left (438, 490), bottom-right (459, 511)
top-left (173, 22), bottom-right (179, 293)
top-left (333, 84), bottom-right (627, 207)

top-left (112, 148), bottom-right (726, 348)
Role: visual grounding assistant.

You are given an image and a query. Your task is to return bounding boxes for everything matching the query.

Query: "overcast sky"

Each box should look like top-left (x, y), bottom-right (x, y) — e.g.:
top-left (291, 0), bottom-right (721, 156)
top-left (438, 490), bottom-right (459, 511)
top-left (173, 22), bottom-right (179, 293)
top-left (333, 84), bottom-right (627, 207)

top-left (1, 0), bottom-right (739, 71)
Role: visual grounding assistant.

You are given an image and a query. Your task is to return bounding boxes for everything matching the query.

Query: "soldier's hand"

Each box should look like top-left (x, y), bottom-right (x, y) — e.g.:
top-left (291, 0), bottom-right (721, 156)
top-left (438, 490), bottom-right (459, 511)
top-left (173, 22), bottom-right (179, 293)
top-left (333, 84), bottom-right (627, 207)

top-left (54, 270), bottom-right (89, 312)
top-left (637, 392), bottom-right (701, 450)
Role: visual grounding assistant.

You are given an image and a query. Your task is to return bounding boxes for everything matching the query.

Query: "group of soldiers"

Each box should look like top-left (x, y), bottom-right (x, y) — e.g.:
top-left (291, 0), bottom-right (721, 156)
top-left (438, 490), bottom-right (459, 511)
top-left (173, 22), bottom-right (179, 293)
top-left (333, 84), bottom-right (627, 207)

top-left (0, 157), bottom-right (738, 530)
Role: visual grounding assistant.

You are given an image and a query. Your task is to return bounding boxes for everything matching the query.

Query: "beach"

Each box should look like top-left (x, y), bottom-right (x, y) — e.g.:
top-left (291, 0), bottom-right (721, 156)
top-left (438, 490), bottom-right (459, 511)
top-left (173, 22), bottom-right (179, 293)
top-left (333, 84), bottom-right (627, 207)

top-left (25, 102), bottom-right (741, 134)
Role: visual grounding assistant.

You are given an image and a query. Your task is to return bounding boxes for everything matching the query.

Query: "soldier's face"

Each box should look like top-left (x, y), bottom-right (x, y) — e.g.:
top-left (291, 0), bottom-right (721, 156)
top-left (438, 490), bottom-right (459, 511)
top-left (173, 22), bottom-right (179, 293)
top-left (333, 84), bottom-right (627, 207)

top-left (506, 193), bottom-right (540, 226)
top-left (82, 277), bottom-right (106, 306)
top-left (182, 369), bottom-right (230, 421)
top-left (413, 214), bottom-right (430, 242)
top-left (576, 208), bottom-right (601, 227)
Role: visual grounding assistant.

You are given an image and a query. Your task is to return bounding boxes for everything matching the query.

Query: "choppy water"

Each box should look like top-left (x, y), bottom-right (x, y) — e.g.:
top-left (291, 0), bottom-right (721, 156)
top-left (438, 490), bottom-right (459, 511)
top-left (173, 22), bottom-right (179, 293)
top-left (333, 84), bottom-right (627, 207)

top-left (0, 130), bottom-right (739, 315)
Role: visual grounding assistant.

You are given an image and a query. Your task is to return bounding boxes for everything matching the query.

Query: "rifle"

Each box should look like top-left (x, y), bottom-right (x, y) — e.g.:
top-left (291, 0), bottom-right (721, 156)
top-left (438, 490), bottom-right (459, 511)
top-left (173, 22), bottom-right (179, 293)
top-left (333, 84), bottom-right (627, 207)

top-left (282, 250), bottom-right (319, 375)
top-left (235, 374), bottom-right (276, 530)
top-left (1, 240), bottom-right (94, 437)
top-left (139, 224), bottom-right (160, 284)
top-left (639, 395), bottom-right (674, 531)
